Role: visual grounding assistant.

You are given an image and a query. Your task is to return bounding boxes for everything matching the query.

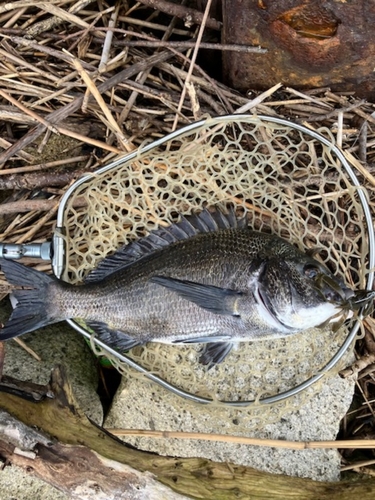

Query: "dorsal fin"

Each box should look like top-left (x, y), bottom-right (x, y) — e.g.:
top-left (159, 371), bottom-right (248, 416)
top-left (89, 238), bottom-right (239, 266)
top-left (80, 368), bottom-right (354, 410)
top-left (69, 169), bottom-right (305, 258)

top-left (85, 208), bottom-right (247, 283)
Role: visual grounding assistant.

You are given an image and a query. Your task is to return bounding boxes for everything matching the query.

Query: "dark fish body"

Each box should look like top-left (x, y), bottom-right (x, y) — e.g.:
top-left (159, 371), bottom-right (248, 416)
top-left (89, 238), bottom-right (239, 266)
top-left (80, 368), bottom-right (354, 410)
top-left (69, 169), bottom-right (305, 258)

top-left (0, 209), bottom-right (362, 365)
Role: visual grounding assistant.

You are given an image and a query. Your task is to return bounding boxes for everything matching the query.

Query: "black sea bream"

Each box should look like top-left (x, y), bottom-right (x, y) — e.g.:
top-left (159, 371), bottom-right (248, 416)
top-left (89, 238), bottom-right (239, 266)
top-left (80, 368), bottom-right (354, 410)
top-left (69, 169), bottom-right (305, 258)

top-left (0, 210), bottom-right (360, 366)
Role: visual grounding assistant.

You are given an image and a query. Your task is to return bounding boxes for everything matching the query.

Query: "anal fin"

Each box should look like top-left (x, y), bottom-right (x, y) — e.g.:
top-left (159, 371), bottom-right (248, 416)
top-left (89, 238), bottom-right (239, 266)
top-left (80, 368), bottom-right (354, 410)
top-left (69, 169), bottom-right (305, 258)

top-left (86, 321), bottom-right (143, 352)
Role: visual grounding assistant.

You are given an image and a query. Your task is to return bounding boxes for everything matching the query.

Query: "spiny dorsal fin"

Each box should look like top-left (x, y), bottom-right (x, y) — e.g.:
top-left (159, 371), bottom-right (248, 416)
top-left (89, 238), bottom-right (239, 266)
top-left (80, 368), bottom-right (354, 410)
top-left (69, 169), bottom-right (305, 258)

top-left (85, 207), bottom-right (247, 283)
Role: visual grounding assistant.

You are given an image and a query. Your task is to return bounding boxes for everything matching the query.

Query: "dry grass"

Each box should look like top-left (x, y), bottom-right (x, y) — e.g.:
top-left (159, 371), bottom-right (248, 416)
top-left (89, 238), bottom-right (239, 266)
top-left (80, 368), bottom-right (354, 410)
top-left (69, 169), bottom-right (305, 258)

top-left (0, 0), bottom-right (374, 474)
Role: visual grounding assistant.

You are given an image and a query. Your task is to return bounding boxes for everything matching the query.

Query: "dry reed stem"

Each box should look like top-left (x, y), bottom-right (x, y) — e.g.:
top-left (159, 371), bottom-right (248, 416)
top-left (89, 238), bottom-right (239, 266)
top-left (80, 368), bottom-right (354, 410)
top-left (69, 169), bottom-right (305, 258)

top-left (326, 91), bottom-right (375, 125)
top-left (234, 82), bottom-right (283, 113)
top-left (0, 88), bottom-right (59, 133)
top-left (24, 0), bottom-right (97, 38)
top-left (343, 151), bottom-right (375, 189)
top-left (0, 170), bottom-right (89, 190)
top-left (172, 0), bottom-right (213, 131)
top-left (113, 39), bottom-right (267, 52)
top-left (108, 428), bottom-right (375, 450)
top-left (0, 156), bottom-right (89, 175)
top-left (0, 196), bottom-right (86, 214)
top-left (15, 203), bottom-right (59, 244)
top-left (284, 87), bottom-right (333, 109)
top-left (136, 0), bottom-right (222, 31)
top-left (341, 458), bottom-right (375, 472)
top-left (37, 3), bottom-right (99, 33)
top-left (0, 137), bottom-right (34, 163)
top-left (0, 46), bottom-right (62, 83)
top-left (0, 1), bottom-right (60, 15)
top-left (14, 338), bottom-right (42, 361)
top-left (56, 124), bottom-right (123, 154)
top-left (98, 4), bottom-right (119, 71)
top-left (340, 353), bottom-right (375, 378)
top-left (9, 35), bottom-right (97, 70)
top-left (69, 54), bottom-right (132, 151)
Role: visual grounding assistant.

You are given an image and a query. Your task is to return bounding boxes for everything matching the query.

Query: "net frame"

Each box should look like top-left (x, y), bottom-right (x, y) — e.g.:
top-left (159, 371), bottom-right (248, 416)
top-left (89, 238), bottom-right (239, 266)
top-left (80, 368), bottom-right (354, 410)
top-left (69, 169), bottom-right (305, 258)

top-left (52, 114), bottom-right (375, 408)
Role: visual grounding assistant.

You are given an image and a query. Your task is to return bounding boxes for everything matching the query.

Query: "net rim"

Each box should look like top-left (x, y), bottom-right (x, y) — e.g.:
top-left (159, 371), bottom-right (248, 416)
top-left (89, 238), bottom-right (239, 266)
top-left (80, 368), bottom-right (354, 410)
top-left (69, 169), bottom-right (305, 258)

top-left (53, 114), bottom-right (375, 407)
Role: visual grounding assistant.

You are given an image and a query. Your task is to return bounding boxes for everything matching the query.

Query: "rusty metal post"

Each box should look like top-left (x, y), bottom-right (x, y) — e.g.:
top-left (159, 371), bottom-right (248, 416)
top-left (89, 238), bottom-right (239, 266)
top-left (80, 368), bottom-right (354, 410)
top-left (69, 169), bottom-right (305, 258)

top-left (222, 0), bottom-right (375, 99)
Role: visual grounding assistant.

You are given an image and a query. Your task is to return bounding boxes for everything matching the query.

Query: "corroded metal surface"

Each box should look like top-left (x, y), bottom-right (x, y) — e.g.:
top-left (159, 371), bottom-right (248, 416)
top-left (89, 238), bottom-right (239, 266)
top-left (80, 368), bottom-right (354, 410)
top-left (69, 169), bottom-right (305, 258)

top-left (222, 0), bottom-right (375, 98)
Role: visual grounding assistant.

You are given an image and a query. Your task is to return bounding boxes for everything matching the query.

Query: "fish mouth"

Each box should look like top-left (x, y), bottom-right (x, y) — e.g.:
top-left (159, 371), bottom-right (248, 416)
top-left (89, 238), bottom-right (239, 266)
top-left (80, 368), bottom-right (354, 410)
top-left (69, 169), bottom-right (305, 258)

top-left (314, 274), bottom-right (375, 319)
top-left (314, 274), bottom-right (354, 305)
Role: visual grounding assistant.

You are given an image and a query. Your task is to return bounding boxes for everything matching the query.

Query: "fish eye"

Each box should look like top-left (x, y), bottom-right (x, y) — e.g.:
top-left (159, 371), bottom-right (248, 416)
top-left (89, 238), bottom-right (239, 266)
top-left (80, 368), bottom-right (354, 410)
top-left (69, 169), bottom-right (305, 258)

top-left (303, 264), bottom-right (320, 279)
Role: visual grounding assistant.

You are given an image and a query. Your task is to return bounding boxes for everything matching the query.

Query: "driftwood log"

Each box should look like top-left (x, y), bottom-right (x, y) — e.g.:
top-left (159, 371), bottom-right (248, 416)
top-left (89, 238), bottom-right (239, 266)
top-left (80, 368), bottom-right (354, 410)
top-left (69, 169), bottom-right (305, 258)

top-left (0, 365), bottom-right (375, 499)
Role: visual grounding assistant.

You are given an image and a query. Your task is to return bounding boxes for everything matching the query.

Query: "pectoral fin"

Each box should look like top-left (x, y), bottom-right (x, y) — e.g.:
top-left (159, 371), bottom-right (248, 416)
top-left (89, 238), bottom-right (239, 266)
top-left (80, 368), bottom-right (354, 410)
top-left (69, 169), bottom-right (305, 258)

top-left (151, 276), bottom-right (243, 316)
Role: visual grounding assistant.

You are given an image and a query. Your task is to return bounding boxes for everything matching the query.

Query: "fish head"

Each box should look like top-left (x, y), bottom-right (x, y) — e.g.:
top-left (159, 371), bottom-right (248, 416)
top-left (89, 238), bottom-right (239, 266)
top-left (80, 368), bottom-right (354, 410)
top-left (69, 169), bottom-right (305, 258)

top-left (255, 254), bottom-right (355, 332)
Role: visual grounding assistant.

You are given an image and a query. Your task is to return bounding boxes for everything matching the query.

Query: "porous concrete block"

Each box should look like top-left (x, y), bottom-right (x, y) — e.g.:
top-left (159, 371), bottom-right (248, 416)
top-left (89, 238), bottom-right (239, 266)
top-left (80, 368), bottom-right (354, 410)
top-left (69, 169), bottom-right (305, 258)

top-left (105, 370), bottom-right (354, 482)
top-left (0, 465), bottom-right (69, 500)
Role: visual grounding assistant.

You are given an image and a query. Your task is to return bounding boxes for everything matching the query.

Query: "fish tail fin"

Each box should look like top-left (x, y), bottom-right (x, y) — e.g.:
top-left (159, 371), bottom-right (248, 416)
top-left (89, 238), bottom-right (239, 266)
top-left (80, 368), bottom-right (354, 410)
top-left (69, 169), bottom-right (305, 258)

top-left (0, 259), bottom-right (56, 340)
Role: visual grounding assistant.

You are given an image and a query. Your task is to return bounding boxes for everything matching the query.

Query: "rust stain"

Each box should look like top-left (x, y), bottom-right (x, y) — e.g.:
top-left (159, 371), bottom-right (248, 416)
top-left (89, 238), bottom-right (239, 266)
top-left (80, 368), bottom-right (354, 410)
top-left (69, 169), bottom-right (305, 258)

top-left (269, 18), bottom-right (341, 68)
top-left (278, 2), bottom-right (339, 39)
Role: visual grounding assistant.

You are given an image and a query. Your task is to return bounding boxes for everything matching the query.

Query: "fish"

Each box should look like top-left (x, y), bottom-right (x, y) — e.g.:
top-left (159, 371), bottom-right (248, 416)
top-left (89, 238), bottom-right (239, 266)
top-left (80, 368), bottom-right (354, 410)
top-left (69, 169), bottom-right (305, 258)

top-left (0, 209), bottom-right (367, 367)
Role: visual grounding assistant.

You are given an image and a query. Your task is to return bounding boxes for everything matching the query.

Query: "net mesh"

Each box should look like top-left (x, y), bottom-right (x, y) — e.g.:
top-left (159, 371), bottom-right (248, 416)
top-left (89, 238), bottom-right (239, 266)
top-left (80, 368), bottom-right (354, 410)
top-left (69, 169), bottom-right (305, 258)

top-left (59, 115), bottom-right (369, 428)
